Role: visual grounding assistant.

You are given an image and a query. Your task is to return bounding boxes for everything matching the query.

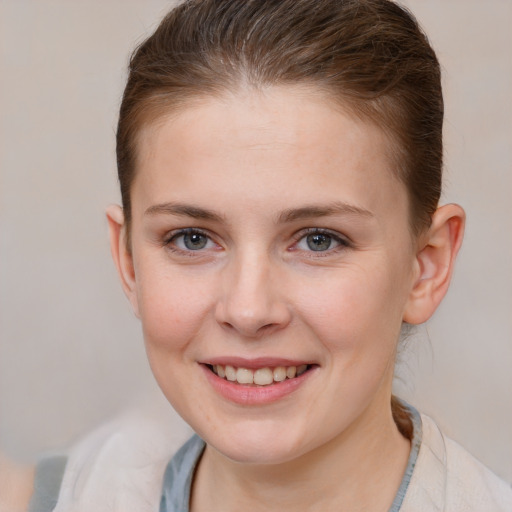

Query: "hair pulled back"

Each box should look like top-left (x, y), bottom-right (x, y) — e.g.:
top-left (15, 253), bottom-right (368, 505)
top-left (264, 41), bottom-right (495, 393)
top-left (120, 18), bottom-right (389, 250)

top-left (117, 0), bottom-right (443, 438)
top-left (117, 0), bottom-right (443, 245)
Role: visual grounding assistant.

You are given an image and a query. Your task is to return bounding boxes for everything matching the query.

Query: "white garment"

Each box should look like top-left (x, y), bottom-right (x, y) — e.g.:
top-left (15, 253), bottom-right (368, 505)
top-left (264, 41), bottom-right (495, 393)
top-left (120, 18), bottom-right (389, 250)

top-left (400, 414), bottom-right (512, 511)
top-left (53, 408), bottom-right (191, 512)
top-left (52, 410), bottom-right (512, 512)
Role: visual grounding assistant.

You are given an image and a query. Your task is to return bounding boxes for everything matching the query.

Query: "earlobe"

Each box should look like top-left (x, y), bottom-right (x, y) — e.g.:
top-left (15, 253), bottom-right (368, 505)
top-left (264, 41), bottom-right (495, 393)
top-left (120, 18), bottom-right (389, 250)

top-left (403, 204), bottom-right (465, 325)
top-left (106, 205), bottom-right (140, 318)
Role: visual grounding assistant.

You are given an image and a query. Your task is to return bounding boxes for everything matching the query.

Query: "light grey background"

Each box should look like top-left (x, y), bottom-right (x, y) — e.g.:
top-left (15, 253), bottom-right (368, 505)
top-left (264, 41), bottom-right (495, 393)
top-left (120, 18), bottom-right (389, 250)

top-left (1, 0), bottom-right (511, 482)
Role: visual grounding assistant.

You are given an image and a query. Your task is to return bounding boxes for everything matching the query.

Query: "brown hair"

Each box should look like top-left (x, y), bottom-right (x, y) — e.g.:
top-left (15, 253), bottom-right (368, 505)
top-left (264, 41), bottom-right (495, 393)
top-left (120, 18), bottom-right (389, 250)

top-left (116, 0), bottom-right (443, 437)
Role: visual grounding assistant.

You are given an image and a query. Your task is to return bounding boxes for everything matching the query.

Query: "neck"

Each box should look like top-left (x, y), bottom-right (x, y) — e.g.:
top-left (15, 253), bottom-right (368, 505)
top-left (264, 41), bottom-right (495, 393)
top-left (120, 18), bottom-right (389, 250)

top-left (190, 397), bottom-right (410, 512)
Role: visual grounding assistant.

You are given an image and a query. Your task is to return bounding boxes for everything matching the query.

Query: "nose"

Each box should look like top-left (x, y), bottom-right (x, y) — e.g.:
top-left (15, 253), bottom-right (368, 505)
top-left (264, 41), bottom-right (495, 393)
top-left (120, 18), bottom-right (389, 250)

top-left (215, 252), bottom-right (292, 338)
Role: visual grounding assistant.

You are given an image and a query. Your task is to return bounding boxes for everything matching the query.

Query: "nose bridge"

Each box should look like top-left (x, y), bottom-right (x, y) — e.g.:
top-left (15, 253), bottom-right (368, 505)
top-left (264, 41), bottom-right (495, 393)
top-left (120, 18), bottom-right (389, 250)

top-left (216, 245), bottom-right (290, 337)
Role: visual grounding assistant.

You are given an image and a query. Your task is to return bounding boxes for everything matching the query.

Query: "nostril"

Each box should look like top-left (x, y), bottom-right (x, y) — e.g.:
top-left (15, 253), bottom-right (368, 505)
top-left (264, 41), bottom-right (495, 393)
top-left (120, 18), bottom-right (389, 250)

top-left (219, 317), bottom-right (286, 338)
top-left (214, 286), bottom-right (292, 337)
top-left (256, 322), bottom-right (281, 335)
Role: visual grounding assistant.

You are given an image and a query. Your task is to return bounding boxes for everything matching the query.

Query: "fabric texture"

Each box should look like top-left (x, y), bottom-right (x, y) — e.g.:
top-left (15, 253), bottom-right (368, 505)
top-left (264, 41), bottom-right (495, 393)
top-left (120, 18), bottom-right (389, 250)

top-left (27, 455), bottom-right (67, 512)
top-left (159, 436), bottom-right (205, 512)
top-left (28, 405), bottom-right (512, 512)
top-left (28, 407), bottom-right (191, 512)
top-left (399, 414), bottom-right (512, 511)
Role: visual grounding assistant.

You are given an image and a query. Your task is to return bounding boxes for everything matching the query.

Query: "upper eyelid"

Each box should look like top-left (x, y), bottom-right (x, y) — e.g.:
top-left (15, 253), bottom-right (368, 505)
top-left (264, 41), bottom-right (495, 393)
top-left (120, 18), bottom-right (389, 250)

top-left (293, 227), bottom-right (351, 244)
top-left (165, 227), bottom-right (212, 242)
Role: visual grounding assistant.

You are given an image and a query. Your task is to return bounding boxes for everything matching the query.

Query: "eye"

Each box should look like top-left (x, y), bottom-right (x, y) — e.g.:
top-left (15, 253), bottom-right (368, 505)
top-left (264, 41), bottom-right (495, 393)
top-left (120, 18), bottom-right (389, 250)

top-left (166, 229), bottom-right (216, 252)
top-left (304, 233), bottom-right (334, 251)
top-left (294, 229), bottom-right (349, 253)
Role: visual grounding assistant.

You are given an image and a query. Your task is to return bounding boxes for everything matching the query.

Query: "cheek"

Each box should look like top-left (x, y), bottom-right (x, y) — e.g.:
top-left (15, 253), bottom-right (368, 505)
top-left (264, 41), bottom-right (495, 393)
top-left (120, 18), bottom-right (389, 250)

top-left (135, 265), bottom-right (216, 353)
top-left (293, 262), bottom-right (408, 356)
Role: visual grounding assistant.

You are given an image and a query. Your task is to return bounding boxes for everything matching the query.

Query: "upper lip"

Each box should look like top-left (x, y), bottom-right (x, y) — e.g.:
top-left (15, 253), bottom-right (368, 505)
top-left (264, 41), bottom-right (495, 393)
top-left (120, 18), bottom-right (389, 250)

top-left (200, 356), bottom-right (314, 369)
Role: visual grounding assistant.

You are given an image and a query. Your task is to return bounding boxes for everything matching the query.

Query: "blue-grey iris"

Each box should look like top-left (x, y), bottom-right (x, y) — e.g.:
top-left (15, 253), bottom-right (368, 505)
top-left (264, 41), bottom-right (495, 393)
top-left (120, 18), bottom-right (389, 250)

top-left (307, 233), bottom-right (332, 251)
top-left (184, 232), bottom-right (208, 250)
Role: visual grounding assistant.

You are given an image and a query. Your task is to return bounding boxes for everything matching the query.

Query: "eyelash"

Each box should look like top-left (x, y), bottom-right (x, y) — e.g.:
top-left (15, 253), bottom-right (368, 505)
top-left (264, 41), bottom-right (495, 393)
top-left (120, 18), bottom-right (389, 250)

top-left (290, 228), bottom-right (351, 256)
top-left (163, 227), bottom-right (351, 257)
top-left (163, 228), bottom-right (218, 256)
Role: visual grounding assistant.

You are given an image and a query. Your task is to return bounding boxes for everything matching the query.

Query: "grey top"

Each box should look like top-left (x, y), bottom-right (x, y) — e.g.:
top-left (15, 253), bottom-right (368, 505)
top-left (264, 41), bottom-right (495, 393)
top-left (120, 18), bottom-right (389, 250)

top-left (28, 404), bottom-right (422, 512)
top-left (27, 455), bottom-right (67, 512)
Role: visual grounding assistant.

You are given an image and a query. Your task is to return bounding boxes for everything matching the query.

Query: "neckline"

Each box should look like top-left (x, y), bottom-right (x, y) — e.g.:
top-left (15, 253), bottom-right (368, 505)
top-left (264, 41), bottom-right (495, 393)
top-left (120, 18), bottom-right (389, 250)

top-left (160, 401), bottom-right (423, 512)
top-left (387, 401), bottom-right (423, 512)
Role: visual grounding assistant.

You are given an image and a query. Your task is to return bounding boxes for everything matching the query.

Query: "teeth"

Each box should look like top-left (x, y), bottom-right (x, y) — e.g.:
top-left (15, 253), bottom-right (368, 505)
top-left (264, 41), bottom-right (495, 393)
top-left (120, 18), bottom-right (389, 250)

top-left (273, 366), bottom-right (287, 382)
top-left (236, 368), bottom-right (254, 384)
top-left (211, 363), bottom-right (310, 386)
top-left (286, 366), bottom-right (297, 379)
top-left (225, 365), bottom-right (236, 381)
top-left (253, 368), bottom-right (273, 385)
top-left (297, 364), bottom-right (308, 376)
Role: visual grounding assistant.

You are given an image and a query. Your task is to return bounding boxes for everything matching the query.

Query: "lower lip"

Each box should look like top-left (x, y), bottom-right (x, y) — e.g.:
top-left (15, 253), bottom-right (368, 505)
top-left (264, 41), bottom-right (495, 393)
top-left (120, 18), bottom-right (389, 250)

top-left (201, 365), bottom-right (315, 405)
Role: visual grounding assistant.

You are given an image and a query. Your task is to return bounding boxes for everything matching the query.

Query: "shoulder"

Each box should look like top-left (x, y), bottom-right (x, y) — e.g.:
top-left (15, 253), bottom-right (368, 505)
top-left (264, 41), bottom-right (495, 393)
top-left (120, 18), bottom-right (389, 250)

top-left (52, 408), bottom-right (191, 512)
top-left (400, 413), bottom-right (512, 511)
top-left (0, 454), bottom-right (35, 512)
top-left (443, 434), bottom-right (512, 511)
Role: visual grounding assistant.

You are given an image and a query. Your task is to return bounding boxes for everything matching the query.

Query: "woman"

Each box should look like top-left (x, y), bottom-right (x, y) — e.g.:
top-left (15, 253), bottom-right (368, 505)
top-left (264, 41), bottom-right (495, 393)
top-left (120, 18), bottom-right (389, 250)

top-left (8, 0), bottom-right (512, 510)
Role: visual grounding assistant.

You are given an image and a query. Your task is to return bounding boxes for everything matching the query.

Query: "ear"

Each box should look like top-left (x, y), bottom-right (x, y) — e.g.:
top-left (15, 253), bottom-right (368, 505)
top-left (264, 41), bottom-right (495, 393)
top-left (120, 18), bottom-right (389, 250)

top-left (106, 205), bottom-right (140, 318)
top-left (403, 204), bottom-right (465, 324)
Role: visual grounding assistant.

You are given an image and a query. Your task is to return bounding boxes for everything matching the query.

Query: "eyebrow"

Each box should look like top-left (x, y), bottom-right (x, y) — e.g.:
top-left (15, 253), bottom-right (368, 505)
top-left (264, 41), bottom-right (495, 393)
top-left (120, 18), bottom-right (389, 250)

top-left (277, 202), bottom-right (374, 223)
top-left (144, 202), bottom-right (224, 222)
top-left (144, 201), bottom-right (373, 223)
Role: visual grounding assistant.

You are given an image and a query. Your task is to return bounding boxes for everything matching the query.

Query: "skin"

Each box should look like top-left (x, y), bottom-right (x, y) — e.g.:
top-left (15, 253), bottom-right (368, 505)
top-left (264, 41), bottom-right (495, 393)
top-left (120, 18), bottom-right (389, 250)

top-left (0, 455), bottom-right (34, 512)
top-left (102, 86), bottom-right (465, 512)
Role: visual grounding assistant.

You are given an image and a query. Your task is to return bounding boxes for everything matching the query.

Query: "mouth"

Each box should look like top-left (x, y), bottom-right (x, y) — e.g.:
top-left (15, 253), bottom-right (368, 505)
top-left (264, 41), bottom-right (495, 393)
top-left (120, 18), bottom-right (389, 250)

top-left (201, 360), bottom-right (317, 405)
top-left (205, 363), bottom-right (313, 386)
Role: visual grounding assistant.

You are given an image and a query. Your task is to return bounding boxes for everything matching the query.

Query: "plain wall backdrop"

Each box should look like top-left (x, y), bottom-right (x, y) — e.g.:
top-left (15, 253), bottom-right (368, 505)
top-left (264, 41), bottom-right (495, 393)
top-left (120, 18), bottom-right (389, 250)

top-left (1, 0), bottom-right (511, 482)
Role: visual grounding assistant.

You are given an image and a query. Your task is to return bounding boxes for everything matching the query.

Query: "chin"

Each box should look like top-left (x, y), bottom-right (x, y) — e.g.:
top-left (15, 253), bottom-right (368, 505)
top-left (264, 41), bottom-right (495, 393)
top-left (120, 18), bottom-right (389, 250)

top-left (199, 419), bottom-right (311, 465)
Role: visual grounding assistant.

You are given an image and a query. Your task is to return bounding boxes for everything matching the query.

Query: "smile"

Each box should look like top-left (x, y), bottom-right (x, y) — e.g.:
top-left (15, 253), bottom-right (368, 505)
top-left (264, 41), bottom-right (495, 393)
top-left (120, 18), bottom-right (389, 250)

top-left (209, 364), bottom-right (310, 386)
top-left (201, 359), bottom-right (317, 405)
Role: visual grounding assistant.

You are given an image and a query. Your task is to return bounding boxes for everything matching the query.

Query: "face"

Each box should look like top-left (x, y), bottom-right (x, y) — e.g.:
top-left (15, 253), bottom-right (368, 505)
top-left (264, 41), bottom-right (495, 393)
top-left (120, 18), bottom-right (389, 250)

top-left (123, 87), bottom-right (420, 465)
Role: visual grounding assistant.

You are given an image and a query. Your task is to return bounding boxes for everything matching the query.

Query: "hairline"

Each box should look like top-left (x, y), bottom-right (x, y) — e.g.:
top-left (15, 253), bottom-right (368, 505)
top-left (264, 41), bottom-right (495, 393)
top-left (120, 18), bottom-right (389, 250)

top-left (123, 82), bottom-right (422, 251)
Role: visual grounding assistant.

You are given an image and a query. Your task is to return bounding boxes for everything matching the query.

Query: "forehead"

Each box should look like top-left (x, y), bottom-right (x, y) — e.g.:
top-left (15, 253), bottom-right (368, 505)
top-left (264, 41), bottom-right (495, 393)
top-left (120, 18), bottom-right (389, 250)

top-left (133, 86), bottom-right (406, 221)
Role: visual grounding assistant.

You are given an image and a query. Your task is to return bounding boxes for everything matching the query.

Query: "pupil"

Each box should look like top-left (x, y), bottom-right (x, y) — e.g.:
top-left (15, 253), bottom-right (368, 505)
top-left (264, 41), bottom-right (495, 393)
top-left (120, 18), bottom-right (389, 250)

top-left (184, 233), bottom-right (207, 250)
top-left (307, 233), bottom-right (331, 251)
